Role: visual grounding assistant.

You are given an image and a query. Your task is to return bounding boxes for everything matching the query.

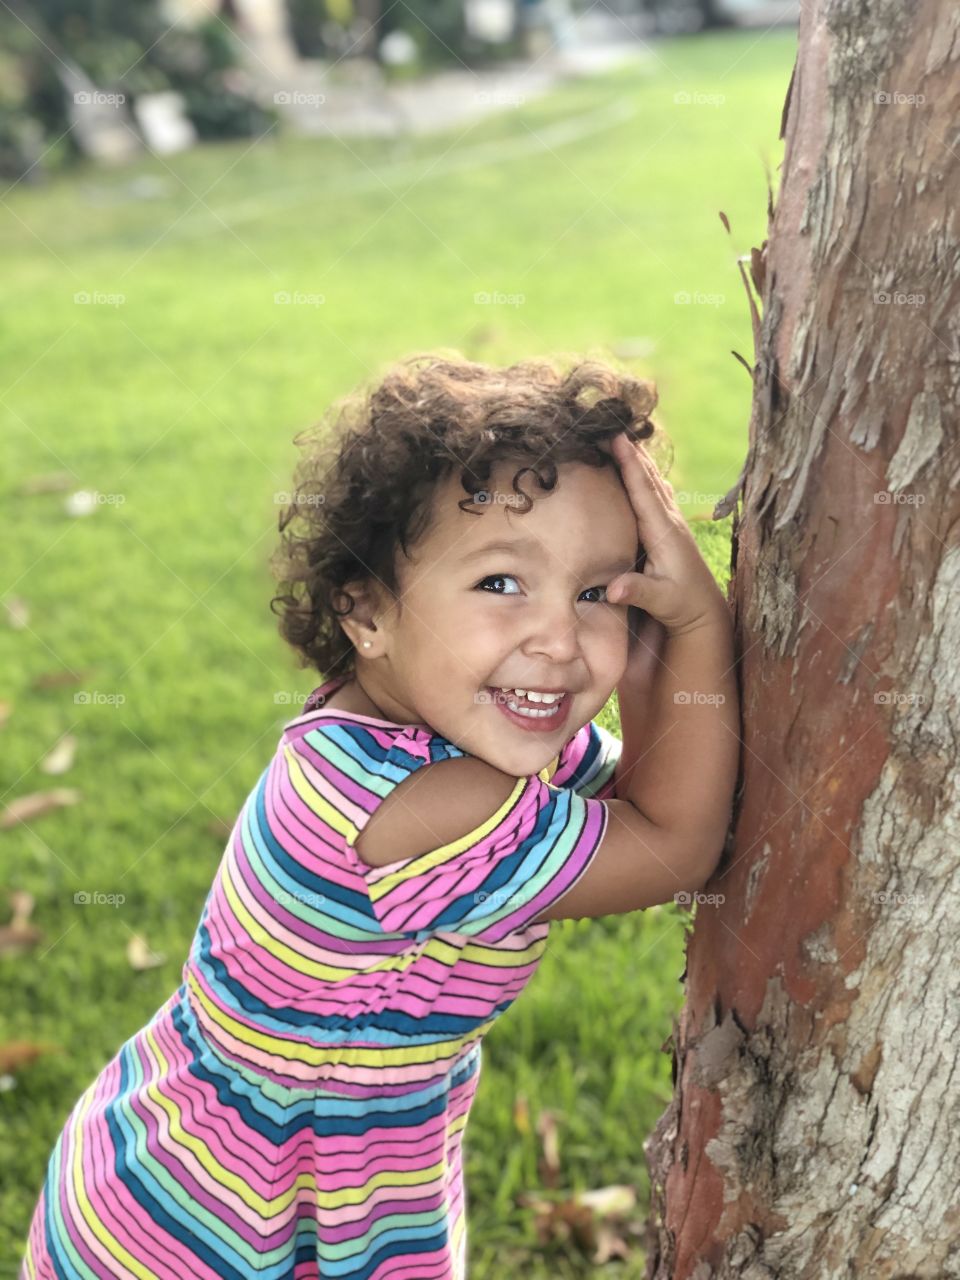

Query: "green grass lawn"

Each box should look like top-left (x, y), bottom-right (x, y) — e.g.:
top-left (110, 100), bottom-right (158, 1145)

top-left (0, 26), bottom-right (793, 1277)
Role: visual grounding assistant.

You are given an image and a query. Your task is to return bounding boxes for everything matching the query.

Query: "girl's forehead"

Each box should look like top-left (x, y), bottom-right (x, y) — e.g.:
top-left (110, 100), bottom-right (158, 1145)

top-left (415, 460), bottom-right (635, 562)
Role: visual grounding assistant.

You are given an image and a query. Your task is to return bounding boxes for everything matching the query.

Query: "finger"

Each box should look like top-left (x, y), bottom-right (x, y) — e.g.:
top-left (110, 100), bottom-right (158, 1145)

top-left (611, 432), bottom-right (677, 509)
top-left (605, 569), bottom-right (671, 619)
top-left (609, 434), bottom-right (683, 549)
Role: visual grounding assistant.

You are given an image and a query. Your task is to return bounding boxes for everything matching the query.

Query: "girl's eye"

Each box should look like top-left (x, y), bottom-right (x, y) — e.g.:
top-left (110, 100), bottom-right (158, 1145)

top-left (475, 574), bottom-right (521, 595)
top-left (474, 576), bottom-right (608, 603)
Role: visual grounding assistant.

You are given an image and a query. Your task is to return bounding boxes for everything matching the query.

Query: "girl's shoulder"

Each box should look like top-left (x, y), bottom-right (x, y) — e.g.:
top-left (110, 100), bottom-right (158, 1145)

top-left (279, 700), bottom-right (467, 765)
top-left (272, 694), bottom-right (623, 941)
top-left (278, 684), bottom-right (619, 795)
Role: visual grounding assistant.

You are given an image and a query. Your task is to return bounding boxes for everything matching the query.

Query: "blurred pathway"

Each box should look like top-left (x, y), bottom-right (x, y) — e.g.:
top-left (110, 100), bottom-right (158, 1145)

top-left (267, 34), bottom-right (652, 139)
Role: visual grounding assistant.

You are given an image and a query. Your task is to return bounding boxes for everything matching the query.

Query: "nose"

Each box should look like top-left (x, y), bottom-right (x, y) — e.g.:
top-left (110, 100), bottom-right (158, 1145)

top-left (520, 597), bottom-right (582, 664)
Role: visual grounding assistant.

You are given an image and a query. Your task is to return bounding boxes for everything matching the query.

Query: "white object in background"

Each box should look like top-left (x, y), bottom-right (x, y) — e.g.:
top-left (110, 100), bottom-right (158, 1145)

top-left (64, 491), bottom-right (98, 517)
top-left (61, 58), bottom-right (141, 163)
top-left (379, 30), bottom-right (418, 66)
top-left (465, 0), bottom-right (514, 42)
top-left (132, 91), bottom-right (197, 155)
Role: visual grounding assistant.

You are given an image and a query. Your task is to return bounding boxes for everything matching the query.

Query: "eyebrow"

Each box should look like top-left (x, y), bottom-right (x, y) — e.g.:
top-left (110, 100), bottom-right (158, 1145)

top-left (459, 537), bottom-right (636, 578)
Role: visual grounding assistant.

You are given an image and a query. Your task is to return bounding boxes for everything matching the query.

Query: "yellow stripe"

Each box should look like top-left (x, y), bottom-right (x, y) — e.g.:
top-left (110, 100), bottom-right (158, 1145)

top-left (458, 937), bottom-right (548, 966)
top-left (143, 1024), bottom-right (307, 1217)
top-left (187, 969), bottom-right (496, 1068)
top-left (219, 857), bottom-right (420, 982)
top-left (284, 743), bottom-right (356, 842)
top-left (448, 1108), bottom-right (469, 1141)
top-left (314, 1159), bottom-right (449, 1211)
top-left (451, 1205), bottom-right (467, 1265)
top-left (538, 753), bottom-right (561, 784)
top-left (368, 777), bottom-right (527, 901)
top-left (71, 1083), bottom-right (159, 1279)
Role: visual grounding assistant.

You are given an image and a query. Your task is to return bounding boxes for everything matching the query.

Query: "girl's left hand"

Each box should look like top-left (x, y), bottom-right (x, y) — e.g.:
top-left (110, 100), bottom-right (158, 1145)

top-left (600, 432), bottom-right (729, 639)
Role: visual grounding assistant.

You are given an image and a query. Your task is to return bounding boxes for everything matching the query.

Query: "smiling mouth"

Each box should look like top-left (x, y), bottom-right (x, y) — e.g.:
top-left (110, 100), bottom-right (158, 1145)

top-left (485, 686), bottom-right (570, 718)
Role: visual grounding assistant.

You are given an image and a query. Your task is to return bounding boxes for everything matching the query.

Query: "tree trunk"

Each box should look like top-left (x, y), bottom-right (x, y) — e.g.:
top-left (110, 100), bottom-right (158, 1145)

top-left (644, 2), bottom-right (960, 1277)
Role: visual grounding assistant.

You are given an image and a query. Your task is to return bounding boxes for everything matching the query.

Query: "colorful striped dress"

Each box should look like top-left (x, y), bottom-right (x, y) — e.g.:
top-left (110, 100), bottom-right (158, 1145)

top-left (21, 672), bottom-right (622, 1280)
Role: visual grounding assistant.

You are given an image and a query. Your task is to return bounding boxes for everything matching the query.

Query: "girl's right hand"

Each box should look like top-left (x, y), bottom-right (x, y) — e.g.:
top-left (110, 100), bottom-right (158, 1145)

top-left (600, 432), bottom-right (729, 639)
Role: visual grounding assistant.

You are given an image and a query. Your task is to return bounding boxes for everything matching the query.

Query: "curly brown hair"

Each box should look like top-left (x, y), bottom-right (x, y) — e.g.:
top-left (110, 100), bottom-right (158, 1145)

top-left (269, 349), bottom-right (672, 680)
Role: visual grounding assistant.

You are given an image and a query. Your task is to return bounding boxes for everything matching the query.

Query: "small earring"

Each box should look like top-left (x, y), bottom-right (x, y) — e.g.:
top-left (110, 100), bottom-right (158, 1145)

top-left (362, 641), bottom-right (372, 648)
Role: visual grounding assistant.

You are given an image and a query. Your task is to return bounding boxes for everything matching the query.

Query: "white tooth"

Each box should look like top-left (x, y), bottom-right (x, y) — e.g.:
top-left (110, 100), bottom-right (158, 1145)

top-left (514, 688), bottom-right (527, 698)
top-left (527, 690), bottom-right (545, 703)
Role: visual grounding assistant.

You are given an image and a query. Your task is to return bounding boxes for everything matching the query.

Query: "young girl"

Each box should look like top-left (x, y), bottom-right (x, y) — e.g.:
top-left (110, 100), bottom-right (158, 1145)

top-left (21, 352), bottom-right (738, 1280)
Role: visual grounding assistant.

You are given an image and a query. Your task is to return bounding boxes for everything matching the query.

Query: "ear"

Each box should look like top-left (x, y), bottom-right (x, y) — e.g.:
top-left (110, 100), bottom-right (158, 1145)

top-left (335, 579), bottom-right (386, 657)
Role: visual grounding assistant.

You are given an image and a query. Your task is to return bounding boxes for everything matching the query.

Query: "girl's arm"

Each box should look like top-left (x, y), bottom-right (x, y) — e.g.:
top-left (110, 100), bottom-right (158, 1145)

top-left (599, 430), bottom-right (741, 879)
top-left (614, 606), bottom-right (739, 874)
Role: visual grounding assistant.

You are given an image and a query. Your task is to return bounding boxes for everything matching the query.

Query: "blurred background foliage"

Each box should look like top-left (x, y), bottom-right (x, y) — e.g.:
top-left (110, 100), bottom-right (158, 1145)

top-left (0, 0), bottom-right (754, 180)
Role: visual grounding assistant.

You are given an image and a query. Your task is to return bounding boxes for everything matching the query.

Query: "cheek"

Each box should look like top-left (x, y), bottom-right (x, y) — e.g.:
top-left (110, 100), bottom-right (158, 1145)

top-left (585, 606), bottom-right (629, 640)
top-left (403, 597), bottom-right (488, 675)
top-left (582, 609), bottom-right (631, 670)
top-left (458, 594), bottom-right (512, 636)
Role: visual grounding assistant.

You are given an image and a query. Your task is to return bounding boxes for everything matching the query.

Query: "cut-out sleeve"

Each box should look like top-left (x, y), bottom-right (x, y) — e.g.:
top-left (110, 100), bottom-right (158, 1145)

top-left (352, 731), bottom-right (612, 942)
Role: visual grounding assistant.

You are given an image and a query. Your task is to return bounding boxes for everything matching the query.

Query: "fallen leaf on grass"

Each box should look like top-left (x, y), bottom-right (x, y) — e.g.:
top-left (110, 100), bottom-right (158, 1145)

top-left (19, 471), bottom-right (75, 495)
top-left (0, 889), bottom-right (44, 955)
top-left (127, 933), bottom-right (166, 970)
top-left (32, 669), bottom-right (94, 691)
top-left (40, 733), bottom-right (78, 775)
top-left (0, 788), bottom-right (81, 828)
top-left (3, 597), bottom-right (29, 629)
top-left (536, 1109), bottom-right (561, 1188)
top-left (517, 1185), bottom-right (639, 1264)
top-left (576, 1184), bottom-right (637, 1218)
top-left (516, 1102), bottom-right (643, 1266)
top-left (513, 1094), bottom-right (531, 1136)
top-left (0, 1041), bottom-right (64, 1074)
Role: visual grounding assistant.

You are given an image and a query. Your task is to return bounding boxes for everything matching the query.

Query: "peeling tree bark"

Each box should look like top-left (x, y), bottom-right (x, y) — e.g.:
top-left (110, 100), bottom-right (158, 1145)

top-left (644, 3), bottom-right (960, 1277)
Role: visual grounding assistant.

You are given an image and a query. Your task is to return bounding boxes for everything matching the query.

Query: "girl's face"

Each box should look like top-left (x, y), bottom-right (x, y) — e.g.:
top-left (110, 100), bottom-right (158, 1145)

top-left (350, 457), bottom-right (639, 777)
